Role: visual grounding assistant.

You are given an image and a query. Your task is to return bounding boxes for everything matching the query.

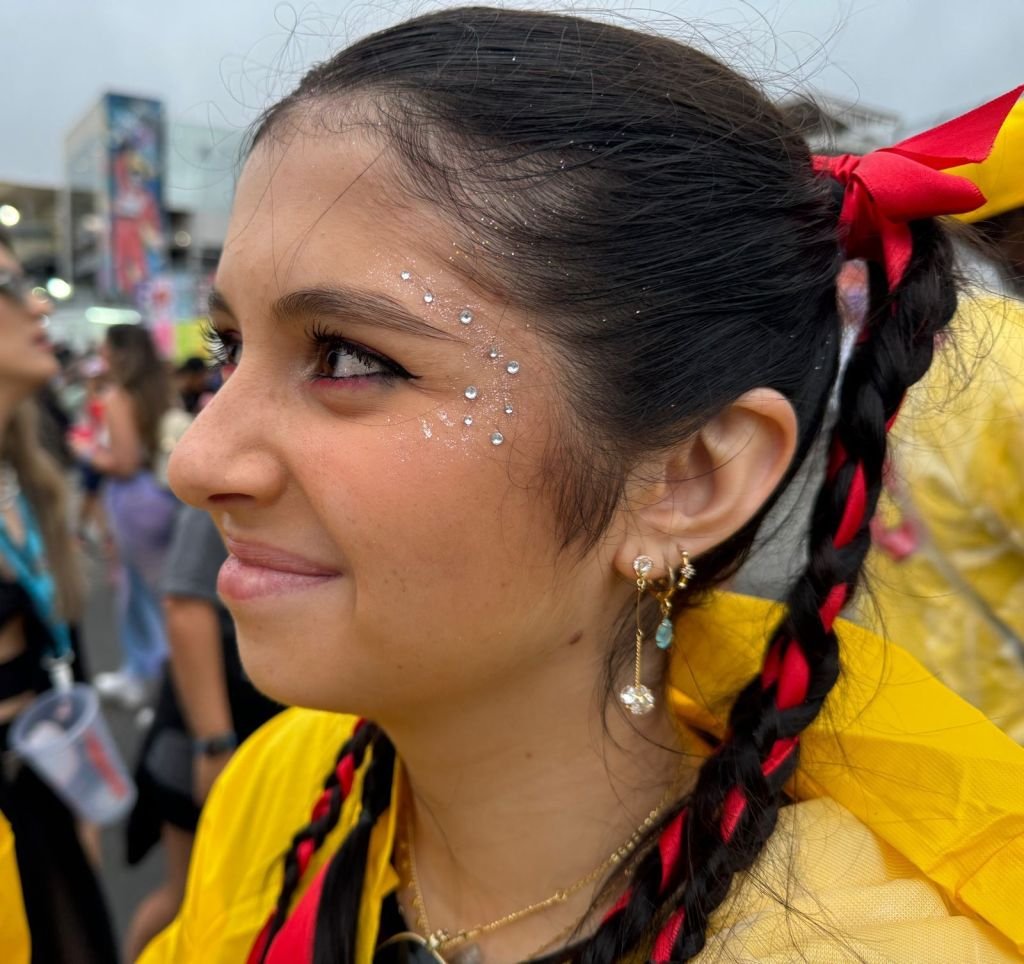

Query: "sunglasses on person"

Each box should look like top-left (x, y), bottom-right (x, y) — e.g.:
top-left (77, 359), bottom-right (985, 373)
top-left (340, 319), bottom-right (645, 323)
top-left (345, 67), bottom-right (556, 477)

top-left (0, 271), bottom-right (35, 306)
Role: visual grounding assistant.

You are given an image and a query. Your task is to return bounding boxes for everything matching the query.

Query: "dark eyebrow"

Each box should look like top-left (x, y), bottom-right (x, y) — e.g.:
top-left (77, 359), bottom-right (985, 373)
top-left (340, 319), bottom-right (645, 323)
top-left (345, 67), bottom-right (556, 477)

top-left (208, 284), bottom-right (458, 343)
top-left (275, 285), bottom-right (458, 341)
top-left (208, 288), bottom-right (234, 317)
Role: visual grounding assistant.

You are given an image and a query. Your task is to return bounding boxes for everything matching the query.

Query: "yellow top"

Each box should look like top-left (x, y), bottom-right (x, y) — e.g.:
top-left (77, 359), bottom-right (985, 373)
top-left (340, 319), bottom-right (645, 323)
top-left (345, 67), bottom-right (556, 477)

top-left (0, 813), bottom-right (29, 964)
top-left (130, 591), bottom-right (1024, 963)
top-left (864, 295), bottom-right (1024, 742)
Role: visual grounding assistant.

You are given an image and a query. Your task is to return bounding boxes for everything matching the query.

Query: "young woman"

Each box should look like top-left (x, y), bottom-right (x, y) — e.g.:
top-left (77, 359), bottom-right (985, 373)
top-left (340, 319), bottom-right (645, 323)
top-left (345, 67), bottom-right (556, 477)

top-left (77, 323), bottom-right (180, 707)
top-left (0, 230), bottom-right (119, 962)
top-left (138, 9), bottom-right (1023, 963)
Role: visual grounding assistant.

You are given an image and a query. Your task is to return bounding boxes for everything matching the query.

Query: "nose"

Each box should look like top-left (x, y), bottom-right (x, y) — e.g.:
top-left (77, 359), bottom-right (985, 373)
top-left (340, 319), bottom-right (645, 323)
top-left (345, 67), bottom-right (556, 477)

top-left (25, 288), bottom-right (53, 319)
top-left (166, 362), bottom-right (288, 512)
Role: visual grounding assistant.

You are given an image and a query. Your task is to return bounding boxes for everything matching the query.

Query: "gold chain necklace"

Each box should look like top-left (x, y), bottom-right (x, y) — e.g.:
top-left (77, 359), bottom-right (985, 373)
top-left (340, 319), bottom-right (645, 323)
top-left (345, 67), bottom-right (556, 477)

top-left (400, 790), bottom-right (674, 961)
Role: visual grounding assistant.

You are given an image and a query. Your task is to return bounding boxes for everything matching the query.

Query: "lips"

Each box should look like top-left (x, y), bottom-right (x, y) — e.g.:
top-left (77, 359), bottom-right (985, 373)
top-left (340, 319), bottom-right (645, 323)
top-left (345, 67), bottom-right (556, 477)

top-left (218, 537), bottom-right (343, 602)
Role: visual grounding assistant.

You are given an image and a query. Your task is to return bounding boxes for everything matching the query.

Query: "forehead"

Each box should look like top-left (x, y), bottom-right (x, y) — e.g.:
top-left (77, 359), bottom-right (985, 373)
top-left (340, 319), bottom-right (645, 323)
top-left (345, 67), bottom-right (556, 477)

top-left (223, 129), bottom-right (454, 291)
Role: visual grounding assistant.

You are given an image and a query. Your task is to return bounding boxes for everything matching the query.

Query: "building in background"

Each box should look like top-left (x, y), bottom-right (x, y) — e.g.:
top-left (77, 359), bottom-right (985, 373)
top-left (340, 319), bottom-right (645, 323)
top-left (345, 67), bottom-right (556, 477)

top-left (778, 93), bottom-right (901, 155)
top-left (0, 92), bottom-right (240, 357)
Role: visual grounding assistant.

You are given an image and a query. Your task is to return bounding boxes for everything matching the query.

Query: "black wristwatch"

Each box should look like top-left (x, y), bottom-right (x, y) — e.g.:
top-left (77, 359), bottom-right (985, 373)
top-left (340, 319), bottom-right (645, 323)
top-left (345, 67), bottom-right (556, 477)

top-left (192, 731), bottom-right (238, 757)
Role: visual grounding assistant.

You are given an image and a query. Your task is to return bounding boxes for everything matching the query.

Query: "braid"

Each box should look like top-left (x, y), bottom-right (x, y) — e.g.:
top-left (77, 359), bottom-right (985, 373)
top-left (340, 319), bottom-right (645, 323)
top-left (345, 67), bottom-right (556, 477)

top-left (312, 732), bottom-right (397, 964)
top-left (655, 221), bottom-right (959, 961)
top-left (549, 221), bottom-right (960, 964)
top-left (257, 720), bottom-right (375, 964)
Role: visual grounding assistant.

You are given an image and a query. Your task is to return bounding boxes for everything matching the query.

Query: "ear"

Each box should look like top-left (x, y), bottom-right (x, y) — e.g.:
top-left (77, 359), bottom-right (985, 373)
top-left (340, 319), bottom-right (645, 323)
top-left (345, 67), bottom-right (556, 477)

top-left (612, 389), bottom-right (798, 581)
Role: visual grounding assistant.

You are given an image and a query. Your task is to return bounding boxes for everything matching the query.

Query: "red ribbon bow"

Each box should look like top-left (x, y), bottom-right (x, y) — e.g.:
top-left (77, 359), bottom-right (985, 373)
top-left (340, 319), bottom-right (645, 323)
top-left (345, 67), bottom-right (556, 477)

top-left (813, 85), bottom-right (1023, 288)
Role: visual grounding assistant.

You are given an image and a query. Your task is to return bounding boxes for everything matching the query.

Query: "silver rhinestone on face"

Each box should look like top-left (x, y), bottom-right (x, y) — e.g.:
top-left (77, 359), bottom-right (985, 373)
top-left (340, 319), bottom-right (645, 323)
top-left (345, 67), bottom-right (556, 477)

top-left (504, 405), bottom-right (514, 415)
top-left (459, 309), bottom-right (473, 325)
top-left (506, 360), bottom-right (520, 375)
top-left (423, 292), bottom-right (434, 304)
top-left (463, 416), bottom-right (473, 426)
top-left (488, 347), bottom-right (500, 360)
top-left (490, 432), bottom-right (504, 446)
top-left (400, 270), bottom-right (412, 281)
top-left (464, 386), bottom-right (478, 400)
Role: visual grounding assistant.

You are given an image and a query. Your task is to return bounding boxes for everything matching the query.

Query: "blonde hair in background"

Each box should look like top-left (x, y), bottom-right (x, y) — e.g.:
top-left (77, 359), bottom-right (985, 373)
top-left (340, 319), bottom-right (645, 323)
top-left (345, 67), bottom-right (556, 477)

top-left (2, 401), bottom-right (84, 622)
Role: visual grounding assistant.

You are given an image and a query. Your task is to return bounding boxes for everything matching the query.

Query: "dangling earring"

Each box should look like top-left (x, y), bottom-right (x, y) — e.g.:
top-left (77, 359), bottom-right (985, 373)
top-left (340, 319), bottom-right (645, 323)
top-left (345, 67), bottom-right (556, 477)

top-left (654, 548), bottom-right (696, 651)
top-left (620, 555), bottom-right (656, 716)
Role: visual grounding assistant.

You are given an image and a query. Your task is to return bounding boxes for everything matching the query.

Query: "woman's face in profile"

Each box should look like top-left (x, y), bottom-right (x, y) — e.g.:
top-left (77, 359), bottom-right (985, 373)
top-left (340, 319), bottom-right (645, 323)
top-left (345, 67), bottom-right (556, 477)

top-left (169, 128), bottom-right (622, 716)
top-left (0, 245), bottom-right (58, 393)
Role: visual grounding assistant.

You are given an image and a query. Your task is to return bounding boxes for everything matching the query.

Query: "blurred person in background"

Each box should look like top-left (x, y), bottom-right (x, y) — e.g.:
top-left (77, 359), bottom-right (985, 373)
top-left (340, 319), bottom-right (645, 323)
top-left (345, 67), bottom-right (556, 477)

top-left (0, 228), bottom-right (119, 962)
top-left (73, 324), bottom-right (180, 710)
top-left (175, 356), bottom-right (212, 415)
top-left (865, 98), bottom-right (1024, 741)
top-left (68, 354), bottom-right (112, 547)
top-left (123, 503), bottom-right (280, 961)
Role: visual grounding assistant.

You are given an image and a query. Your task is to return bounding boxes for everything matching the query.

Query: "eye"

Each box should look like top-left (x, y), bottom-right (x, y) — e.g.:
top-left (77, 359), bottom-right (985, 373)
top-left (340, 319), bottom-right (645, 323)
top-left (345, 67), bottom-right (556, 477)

top-left (200, 320), bottom-right (242, 370)
top-left (308, 323), bottom-right (412, 384)
top-left (320, 343), bottom-right (389, 380)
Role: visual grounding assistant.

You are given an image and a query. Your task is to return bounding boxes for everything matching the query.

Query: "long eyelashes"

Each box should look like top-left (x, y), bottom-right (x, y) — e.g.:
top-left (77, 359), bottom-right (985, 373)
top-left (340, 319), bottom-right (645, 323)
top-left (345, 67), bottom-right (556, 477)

top-left (199, 319), bottom-right (416, 384)
top-left (200, 319), bottom-right (241, 369)
top-left (306, 322), bottom-right (414, 383)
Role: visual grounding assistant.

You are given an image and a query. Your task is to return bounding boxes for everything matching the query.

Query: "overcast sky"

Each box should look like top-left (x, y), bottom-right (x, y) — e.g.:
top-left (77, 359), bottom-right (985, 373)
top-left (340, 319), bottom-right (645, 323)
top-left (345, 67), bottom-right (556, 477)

top-left (1, 0), bottom-right (1022, 187)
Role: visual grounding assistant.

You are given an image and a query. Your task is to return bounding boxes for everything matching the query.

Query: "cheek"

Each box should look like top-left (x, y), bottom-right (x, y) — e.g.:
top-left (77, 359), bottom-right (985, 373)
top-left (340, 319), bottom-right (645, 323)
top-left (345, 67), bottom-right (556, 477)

top-left (305, 421), bottom-right (558, 628)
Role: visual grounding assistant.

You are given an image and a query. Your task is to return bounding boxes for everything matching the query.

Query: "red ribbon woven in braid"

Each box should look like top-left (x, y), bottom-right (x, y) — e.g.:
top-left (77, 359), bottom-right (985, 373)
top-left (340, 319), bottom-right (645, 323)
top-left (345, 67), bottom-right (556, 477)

top-left (632, 88), bottom-right (1023, 964)
top-left (246, 720), bottom-right (366, 964)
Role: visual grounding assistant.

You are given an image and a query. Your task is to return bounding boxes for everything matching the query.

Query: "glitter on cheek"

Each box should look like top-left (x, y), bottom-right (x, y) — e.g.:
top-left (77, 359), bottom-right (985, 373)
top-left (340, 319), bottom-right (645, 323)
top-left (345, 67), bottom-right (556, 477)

top-left (420, 419), bottom-right (433, 439)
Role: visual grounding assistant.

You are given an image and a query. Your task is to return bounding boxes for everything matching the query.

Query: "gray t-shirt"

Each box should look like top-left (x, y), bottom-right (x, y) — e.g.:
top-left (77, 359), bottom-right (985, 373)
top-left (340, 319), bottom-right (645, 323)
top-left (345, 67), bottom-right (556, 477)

top-left (160, 506), bottom-right (226, 602)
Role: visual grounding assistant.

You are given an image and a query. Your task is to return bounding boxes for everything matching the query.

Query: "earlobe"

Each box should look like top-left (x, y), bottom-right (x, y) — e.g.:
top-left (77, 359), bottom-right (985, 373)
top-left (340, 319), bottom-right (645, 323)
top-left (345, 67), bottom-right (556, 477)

top-left (613, 389), bottom-right (798, 571)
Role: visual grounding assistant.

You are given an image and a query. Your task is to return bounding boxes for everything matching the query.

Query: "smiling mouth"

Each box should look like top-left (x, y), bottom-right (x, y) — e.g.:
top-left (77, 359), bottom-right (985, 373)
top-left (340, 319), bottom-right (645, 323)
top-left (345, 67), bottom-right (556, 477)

top-left (218, 537), bottom-right (343, 602)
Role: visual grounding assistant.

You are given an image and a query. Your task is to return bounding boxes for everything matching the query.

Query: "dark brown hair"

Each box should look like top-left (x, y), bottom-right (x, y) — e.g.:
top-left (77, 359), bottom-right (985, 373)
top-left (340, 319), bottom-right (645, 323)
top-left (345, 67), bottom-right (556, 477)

top-left (104, 323), bottom-right (172, 467)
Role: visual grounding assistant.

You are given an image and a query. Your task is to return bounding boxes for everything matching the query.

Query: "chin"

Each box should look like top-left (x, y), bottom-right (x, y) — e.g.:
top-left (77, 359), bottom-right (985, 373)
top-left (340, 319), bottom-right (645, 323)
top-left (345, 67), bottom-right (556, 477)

top-left (232, 621), bottom-right (366, 715)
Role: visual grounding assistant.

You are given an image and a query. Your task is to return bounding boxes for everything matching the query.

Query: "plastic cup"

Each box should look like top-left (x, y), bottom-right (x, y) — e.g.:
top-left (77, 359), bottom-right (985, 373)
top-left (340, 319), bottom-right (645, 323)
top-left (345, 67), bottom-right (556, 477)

top-left (8, 683), bottom-right (136, 825)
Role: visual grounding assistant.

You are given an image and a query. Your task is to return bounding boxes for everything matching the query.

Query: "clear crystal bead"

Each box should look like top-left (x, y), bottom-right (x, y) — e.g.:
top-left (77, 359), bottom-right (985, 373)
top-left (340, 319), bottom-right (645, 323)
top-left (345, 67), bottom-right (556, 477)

top-left (488, 347), bottom-right (500, 359)
top-left (423, 292), bottom-right (434, 304)
top-left (490, 432), bottom-right (504, 446)
top-left (459, 309), bottom-right (473, 325)
top-left (506, 360), bottom-right (521, 375)
top-left (620, 684), bottom-right (655, 715)
top-left (633, 555), bottom-right (654, 577)
top-left (400, 270), bottom-right (412, 281)
top-left (464, 386), bottom-right (478, 400)
top-left (463, 416), bottom-right (473, 426)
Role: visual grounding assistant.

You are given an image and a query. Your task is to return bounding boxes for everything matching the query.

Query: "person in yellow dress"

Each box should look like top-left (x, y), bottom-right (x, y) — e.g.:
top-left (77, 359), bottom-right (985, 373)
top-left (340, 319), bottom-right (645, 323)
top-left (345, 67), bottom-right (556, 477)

top-left (867, 294), bottom-right (1024, 742)
top-left (7, 9), bottom-right (1024, 962)
top-left (866, 100), bottom-right (1024, 742)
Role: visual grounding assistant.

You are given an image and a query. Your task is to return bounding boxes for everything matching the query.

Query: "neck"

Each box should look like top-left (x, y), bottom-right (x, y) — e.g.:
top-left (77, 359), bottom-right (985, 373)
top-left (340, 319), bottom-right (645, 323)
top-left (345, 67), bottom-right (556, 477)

top-left (382, 632), bottom-right (689, 960)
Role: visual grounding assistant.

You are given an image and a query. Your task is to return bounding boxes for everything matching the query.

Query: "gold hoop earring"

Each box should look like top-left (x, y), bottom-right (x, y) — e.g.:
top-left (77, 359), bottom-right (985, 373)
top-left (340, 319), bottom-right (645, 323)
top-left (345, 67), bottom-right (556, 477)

top-left (654, 548), bottom-right (696, 652)
top-left (620, 555), bottom-right (656, 716)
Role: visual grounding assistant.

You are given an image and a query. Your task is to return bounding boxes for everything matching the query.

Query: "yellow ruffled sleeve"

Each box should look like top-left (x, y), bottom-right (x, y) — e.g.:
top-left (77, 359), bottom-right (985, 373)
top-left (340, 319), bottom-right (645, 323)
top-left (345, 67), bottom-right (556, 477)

top-left (669, 592), bottom-right (1024, 954)
top-left (139, 707), bottom-right (362, 963)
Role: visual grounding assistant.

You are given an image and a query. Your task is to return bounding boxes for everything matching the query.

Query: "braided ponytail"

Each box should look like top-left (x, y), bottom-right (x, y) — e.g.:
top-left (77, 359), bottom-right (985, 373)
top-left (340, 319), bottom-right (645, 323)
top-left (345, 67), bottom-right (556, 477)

top-left (256, 720), bottom-right (376, 963)
top-left (544, 219), bottom-right (959, 964)
top-left (312, 732), bottom-right (397, 964)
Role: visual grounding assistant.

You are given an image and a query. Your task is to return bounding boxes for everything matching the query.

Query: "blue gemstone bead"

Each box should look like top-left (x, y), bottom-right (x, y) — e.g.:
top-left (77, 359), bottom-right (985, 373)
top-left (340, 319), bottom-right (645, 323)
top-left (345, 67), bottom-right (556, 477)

top-left (655, 618), bottom-right (674, 649)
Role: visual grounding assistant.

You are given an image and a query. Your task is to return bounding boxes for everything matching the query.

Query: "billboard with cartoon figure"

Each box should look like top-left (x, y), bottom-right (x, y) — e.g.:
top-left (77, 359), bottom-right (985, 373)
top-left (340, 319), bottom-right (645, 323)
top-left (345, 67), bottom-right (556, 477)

top-left (104, 94), bottom-right (167, 300)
